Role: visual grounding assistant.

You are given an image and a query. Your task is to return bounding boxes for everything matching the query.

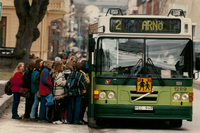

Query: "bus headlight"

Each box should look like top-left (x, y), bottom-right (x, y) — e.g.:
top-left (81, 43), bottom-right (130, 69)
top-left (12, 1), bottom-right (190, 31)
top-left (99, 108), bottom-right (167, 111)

top-left (173, 93), bottom-right (180, 100)
top-left (182, 93), bottom-right (189, 100)
top-left (99, 91), bottom-right (106, 99)
top-left (108, 92), bottom-right (115, 99)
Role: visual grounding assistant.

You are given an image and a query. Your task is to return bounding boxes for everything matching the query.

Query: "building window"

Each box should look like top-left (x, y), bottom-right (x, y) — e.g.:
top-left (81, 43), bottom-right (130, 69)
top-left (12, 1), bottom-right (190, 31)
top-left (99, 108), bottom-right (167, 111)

top-left (0, 17), bottom-right (6, 47)
top-left (192, 24), bottom-right (197, 38)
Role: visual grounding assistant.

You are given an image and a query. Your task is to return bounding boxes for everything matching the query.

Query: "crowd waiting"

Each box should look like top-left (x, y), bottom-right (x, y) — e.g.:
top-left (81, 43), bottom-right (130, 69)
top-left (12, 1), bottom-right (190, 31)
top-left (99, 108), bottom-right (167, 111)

top-left (10, 51), bottom-right (89, 125)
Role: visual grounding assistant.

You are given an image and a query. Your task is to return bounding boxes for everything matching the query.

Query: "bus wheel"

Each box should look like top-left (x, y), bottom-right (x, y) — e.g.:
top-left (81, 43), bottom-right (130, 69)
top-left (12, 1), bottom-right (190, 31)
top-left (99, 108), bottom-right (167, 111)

top-left (88, 117), bottom-right (98, 128)
top-left (169, 119), bottom-right (182, 128)
top-left (96, 118), bottom-right (104, 126)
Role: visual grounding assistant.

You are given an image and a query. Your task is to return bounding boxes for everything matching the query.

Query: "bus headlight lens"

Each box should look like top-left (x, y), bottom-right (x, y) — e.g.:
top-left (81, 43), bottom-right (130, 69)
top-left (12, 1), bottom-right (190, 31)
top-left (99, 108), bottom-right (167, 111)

top-left (182, 93), bottom-right (189, 100)
top-left (173, 93), bottom-right (180, 100)
top-left (108, 92), bottom-right (115, 99)
top-left (99, 92), bottom-right (106, 99)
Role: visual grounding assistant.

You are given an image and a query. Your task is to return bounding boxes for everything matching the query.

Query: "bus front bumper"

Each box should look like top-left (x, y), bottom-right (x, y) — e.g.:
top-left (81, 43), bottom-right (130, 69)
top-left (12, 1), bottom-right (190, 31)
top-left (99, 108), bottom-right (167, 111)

top-left (94, 104), bottom-right (192, 121)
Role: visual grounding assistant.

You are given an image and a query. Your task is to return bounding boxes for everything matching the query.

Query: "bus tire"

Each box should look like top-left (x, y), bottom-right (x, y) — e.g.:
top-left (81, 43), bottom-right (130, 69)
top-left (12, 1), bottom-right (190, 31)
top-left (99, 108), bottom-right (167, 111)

top-left (169, 119), bottom-right (182, 128)
top-left (88, 117), bottom-right (98, 128)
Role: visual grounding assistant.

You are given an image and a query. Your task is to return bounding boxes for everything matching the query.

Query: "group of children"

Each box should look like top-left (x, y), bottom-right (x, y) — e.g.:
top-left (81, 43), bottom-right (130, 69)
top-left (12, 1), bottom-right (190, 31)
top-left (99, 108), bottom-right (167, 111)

top-left (10, 52), bottom-right (89, 125)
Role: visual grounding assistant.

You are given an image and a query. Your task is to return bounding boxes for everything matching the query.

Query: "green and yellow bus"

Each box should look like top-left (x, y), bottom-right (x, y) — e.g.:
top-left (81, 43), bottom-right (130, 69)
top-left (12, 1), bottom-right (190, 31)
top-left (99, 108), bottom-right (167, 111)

top-left (87, 9), bottom-right (199, 128)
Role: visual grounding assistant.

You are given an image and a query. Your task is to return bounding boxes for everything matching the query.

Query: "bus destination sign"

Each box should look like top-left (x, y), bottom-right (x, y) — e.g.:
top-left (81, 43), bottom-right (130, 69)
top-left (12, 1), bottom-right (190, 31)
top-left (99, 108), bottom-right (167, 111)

top-left (110, 18), bottom-right (181, 33)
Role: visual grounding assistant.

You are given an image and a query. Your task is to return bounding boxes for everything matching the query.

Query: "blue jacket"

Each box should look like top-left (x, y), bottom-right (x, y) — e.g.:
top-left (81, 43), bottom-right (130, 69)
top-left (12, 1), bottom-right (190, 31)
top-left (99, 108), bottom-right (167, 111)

top-left (31, 69), bottom-right (40, 94)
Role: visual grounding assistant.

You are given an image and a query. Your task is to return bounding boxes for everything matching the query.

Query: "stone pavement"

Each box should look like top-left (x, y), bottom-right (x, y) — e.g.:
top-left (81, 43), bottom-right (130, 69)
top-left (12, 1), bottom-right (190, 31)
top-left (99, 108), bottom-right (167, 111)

top-left (0, 98), bottom-right (90, 133)
top-left (0, 80), bottom-right (8, 97)
top-left (193, 72), bottom-right (200, 86)
top-left (0, 80), bottom-right (13, 115)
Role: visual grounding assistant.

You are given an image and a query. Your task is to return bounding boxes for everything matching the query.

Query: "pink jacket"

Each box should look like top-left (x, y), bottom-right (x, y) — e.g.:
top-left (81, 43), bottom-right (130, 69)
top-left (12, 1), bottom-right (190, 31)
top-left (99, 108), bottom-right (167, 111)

top-left (11, 72), bottom-right (23, 92)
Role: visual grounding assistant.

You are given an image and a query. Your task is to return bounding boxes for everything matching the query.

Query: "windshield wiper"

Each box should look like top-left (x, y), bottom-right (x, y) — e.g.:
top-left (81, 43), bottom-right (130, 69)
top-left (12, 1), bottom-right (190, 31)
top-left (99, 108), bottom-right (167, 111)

top-left (123, 59), bottom-right (143, 85)
top-left (147, 58), bottom-right (165, 86)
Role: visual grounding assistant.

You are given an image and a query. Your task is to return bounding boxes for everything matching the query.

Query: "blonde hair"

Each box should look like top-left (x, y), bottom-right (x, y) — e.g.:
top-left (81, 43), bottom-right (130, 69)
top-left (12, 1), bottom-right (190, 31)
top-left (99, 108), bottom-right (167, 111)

top-left (13, 62), bottom-right (24, 76)
top-left (54, 61), bottom-right (63, 73)
top-left (43, 60), bottom-right (53, 68)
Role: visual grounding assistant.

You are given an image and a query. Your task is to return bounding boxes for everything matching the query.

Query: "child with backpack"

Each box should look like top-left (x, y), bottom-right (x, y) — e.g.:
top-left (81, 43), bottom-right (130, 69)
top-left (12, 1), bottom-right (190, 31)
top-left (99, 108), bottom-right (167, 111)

top-left (22, 60), bottom-right (35, 120)
top-left (66, 60), bottom-right (88, 125)
top-left (11, 62), bottom-right (24, 119)
top-left (30, 59), bottom-right (43, 121)
top-left (38, 60), bottom-right (53, 123)
top-left (79, 61), bottom-right (90, 124)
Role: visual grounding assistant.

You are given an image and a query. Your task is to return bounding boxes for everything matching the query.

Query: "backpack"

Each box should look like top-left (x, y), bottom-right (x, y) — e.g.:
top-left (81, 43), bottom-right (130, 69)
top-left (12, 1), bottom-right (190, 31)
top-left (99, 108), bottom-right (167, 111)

top-left (66, 72), bottom-right (81, 89)
top-left (66, 71), bottom-right (81, 96)
top-left (4, 80), bottom-right (12, 95)
top-left (80, 70), bottom-right (90, 85)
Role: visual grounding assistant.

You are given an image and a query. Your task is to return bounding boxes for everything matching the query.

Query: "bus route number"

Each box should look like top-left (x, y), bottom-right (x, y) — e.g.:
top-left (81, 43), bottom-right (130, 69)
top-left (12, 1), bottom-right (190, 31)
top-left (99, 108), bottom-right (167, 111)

top-left (115, 20), bottom-right (121, 30)
top-left (174, 87), bottom-right (187, 92)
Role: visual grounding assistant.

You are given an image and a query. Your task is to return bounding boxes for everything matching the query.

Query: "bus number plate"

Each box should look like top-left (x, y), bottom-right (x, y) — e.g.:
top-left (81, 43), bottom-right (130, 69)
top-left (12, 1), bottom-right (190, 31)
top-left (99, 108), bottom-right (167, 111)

top-left (135, 106), bottom-right (153, 111)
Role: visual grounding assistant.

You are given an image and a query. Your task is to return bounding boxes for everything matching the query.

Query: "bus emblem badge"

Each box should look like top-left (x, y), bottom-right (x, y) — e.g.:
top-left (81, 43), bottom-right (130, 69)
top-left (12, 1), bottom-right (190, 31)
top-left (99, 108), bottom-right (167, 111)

top-left (105, 80), bottom-right (111, 84)
top-left (136, 77), bottom-right (152, 93)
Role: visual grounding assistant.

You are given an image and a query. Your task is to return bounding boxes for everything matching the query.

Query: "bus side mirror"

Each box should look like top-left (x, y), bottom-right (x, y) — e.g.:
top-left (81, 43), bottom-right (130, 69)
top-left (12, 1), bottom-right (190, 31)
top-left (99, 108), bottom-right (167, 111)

top-left (89, 38), bottom-right (95, 52)
top-left (195, 56), bottom-right (200, 70)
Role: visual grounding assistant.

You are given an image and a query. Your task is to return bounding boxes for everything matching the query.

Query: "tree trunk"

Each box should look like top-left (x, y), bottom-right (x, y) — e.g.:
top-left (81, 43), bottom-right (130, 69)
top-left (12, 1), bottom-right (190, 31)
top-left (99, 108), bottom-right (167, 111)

top-left (13, 0), bottom-right (49, 66)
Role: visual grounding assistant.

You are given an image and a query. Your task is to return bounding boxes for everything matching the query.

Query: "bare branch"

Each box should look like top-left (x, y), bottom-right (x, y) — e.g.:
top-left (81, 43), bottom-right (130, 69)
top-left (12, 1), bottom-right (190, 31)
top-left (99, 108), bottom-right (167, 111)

top-left (29, 0), bottom-right (49, 25)
top-left (38, 0), bottom-right (49, 24)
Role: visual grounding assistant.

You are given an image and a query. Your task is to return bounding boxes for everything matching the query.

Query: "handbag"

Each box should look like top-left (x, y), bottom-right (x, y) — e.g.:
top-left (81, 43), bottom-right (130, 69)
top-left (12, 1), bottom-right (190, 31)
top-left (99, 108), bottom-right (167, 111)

top-left (54, 96), bottom-right (69, 111)
top-left (20, 87), bottom-right (30, 98)
top-left (4, 79), bottom-right (12, 95)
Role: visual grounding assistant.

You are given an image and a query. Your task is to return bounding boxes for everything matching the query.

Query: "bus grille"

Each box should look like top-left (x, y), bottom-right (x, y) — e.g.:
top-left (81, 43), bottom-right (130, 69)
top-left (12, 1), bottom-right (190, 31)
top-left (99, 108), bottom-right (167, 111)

top-left (130, 91), bottom-right (158, 94)
top-left (131, 97), bottom-right (157, 101)
top-left (130, 91), bottom-right (158, 101)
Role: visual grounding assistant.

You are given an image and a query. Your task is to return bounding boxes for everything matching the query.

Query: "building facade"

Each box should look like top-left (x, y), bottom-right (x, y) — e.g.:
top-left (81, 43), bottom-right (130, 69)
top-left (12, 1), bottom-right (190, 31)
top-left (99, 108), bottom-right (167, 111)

top-left (0, 0), bottom-right (66, 60)
top-left (126, 0), bottom-right (138, 15)
top-left (137, 0), bottom-right (160, 15)
top-left (74, 0), bottom-right (128, 14)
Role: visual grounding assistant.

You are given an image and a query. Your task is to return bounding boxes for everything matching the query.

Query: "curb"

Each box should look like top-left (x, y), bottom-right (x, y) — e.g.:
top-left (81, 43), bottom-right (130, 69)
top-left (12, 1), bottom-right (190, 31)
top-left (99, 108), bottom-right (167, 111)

top-left (0, 94), bottom-right (13, 115)
top-left (0, 80), bottom-right (13, 115)
top-left (193, 80), bottom-right (200, 86)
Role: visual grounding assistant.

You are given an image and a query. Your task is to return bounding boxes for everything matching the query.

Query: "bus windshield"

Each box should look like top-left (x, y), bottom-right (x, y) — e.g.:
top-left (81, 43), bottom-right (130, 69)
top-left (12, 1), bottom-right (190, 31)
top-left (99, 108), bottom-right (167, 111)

top-left (96, 38), bottom-right (192, 78)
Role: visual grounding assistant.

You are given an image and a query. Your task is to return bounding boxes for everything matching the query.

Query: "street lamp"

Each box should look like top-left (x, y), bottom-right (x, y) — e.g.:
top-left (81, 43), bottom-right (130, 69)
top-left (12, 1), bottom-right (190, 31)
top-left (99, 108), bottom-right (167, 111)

top-left (57, 25), bottom-right (61, 34)
top-left (51, 22), bottom-right (57, 30)
top-left (51, 22), bottom-right (60, 58)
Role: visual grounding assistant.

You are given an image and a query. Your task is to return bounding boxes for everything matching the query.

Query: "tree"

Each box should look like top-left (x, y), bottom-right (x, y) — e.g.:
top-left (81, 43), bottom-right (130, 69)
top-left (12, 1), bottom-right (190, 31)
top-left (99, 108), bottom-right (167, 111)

top-left (13, 0), bottom-right (49, 64)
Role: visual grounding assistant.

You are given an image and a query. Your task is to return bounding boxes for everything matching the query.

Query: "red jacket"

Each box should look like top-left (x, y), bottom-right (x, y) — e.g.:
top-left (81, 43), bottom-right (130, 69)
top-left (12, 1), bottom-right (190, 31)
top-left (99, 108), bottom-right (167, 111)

top-left (11, 72), bottom-right (23, 92)
top-left (39, 67), bottom-right (52, 96)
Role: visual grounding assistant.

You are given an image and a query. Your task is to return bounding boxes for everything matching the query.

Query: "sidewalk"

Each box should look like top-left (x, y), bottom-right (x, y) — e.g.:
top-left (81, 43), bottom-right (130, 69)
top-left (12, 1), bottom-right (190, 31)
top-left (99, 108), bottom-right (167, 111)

top-left (0, 80), bottom-right (13, 115)
top-left (193, 70), bottom-right (200, 86)
top-left (0, 80), bottom-right (13, 114)
top-left (0, 68), bottom-right (14, 115)
top-left (0, 80), bottom-right (8, 97)
top-left (0, 98), bottom-right (89, 133)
